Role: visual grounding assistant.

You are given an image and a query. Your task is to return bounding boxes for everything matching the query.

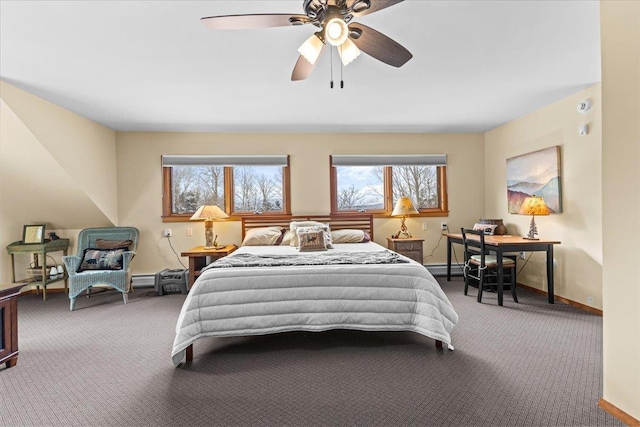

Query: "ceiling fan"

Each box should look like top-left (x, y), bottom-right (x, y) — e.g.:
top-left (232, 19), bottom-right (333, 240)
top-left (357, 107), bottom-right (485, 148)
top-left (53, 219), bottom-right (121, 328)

top-left (201, 0), bottom-right (413, 81)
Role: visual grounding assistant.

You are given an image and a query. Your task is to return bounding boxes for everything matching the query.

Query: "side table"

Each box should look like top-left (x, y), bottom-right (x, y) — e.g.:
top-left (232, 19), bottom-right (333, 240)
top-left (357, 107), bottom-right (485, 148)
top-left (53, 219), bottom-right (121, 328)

top-left (387, 237), bottom-right (424, 264)
top-left (6, 239), bottom-right (70, 301)
top-left (0, 283), bottom-right (24, 369)
top-left (181, 244), bottom-right (238, 288)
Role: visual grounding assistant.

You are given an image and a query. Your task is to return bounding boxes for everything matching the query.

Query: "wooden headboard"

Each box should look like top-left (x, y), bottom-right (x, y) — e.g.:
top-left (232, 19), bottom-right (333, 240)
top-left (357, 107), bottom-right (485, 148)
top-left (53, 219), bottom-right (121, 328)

top-left (242, 215), bottom-right (373, 241)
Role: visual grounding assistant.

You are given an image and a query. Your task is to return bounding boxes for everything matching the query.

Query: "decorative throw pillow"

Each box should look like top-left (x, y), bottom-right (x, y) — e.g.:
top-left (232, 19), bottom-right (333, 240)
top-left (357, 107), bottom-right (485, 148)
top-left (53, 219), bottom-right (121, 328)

top-left (290, 221), bottom-right (333, 248)
top-left (296, 229), bottom-right (327, 252)
top-left (95, 239), bottom-right (133, 250)
top-left (77, 247), bottom-right (128, 273)
top-left (473, 223), bottom-right (498, 235)
top-left (241, 227), bottom-right (285, 246)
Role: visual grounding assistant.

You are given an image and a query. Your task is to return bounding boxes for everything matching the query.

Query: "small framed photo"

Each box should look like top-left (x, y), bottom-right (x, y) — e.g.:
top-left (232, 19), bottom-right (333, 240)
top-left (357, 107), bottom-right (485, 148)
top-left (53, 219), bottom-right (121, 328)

top-left (23, 225), bottom-right (46, 244)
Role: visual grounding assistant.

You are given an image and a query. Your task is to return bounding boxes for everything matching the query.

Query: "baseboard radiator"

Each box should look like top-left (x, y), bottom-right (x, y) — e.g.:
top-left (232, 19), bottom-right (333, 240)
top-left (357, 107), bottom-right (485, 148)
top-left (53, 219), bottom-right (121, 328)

top-left (132, 274), bottom-right (156, 288)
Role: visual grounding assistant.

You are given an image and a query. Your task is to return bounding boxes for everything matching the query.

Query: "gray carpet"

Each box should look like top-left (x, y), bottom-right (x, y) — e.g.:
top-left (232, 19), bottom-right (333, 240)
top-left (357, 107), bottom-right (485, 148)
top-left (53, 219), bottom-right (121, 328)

top-left (0, 278), bottom-right (622, 427)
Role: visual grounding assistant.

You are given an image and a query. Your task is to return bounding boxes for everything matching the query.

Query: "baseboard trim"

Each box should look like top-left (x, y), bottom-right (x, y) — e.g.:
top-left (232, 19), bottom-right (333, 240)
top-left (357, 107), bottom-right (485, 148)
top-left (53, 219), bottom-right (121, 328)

top-left (19, 288), bottom-right (67, 297)
top-left (16, 273), bottom-right (601, 317)
top-left (516, 283), bottom-right (603, 316)
top-left (426, 265), bottom-right (602, 316)
top-left (598, 398), bottom-right (640, 426)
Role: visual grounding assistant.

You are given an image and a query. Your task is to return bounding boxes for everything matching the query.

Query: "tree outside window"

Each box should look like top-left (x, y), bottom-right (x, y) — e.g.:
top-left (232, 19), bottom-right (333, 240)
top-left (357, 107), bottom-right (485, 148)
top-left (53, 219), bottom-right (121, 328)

top-left (233, 166), bottom-right (283, 213)
top-left (163, 161), bottom-right (289, 221)
top-left (331, 164), bottom-right (447, 217)
top-left (172, 166), bottom-right (224, 214)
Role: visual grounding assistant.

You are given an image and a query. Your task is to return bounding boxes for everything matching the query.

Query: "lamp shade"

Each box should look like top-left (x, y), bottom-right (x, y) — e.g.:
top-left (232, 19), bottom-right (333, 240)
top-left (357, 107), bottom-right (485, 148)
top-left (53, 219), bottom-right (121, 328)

top-left (519, 196), bottom-right (550, 216)
top-left (190, 205), bottom-right (229, 221)
top-left (298, 33), bottom-right (324, 65)
top-left (392, 197), bottom-right (419, 217)
top-left (338, 38), bottom-right (361, 66)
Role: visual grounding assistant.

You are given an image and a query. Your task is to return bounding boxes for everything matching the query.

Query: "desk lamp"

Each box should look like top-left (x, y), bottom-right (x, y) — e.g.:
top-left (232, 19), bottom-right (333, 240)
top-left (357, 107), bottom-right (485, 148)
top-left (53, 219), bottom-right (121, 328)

top-left (391, 196), bottom-right (419, 238)
top-left (190, 205), bottom-right (229, 248)
top-left (519, 195), bottom-right (550, 240)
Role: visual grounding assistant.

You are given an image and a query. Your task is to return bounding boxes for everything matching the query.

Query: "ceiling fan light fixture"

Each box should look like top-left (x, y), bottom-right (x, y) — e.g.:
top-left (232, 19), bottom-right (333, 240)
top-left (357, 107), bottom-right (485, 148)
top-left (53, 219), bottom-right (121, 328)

top-left (325, 18), bottom-right (348, 46)
top-left (298, 33), bottom-right (325, 65)
top-left (338, 38), bottom-right (361, 66)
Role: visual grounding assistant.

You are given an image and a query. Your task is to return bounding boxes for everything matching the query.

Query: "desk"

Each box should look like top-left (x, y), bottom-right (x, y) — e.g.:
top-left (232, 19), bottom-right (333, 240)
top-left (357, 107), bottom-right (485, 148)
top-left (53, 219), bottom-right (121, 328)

top-left (181, 245), bottom-right (237, 288)
top-left (445, 233), bottom-right (561, 304)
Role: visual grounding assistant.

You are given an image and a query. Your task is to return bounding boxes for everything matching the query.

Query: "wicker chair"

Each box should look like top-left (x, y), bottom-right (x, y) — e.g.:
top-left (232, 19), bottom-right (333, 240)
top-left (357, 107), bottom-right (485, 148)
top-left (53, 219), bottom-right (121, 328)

top-left (62, 227), bottom-right (139, 311)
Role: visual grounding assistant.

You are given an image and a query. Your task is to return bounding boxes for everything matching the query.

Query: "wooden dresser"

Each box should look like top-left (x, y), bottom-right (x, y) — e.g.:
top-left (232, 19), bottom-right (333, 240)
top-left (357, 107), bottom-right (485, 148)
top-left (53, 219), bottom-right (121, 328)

top-left (1, 284), bottom-right (23, 369)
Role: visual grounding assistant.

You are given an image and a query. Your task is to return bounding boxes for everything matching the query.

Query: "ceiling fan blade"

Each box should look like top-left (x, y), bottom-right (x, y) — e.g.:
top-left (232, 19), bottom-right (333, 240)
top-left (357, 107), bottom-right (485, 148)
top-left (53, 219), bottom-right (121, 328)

top-left (348, 22), bottom-right (412, 67)
top-left (349, 0), bottom-right (404, 18)
top-left (201, 14), bottom-right (309, 30)
top-left (291, 46), bottom-right (326, 81)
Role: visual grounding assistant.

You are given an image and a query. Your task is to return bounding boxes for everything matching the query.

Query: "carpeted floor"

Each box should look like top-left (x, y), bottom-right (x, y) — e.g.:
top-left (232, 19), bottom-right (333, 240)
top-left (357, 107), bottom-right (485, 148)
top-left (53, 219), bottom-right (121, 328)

top-left (0, 277), bottom-right (622, 427)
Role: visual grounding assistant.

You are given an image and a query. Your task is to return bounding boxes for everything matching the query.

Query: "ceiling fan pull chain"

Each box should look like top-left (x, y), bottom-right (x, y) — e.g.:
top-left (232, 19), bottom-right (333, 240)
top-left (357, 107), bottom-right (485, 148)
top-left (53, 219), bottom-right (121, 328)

top-left (340, 45), bottom-right (344, 88)
top-left (330, 47), bottom-right (334, 88)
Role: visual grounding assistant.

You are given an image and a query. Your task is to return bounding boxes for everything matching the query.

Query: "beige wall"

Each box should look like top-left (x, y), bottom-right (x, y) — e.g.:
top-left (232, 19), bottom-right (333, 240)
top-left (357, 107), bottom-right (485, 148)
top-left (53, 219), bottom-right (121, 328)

top-left (0, 82), bottom-right (117, 285)
top-left (601, 0), bottom-right (640, 420)
top-left (115, 132), bottom-right (485, 275)
top-left (484, 85), bottom-right (603, 309)
top-left (0, 82), bottom-right (118, 223)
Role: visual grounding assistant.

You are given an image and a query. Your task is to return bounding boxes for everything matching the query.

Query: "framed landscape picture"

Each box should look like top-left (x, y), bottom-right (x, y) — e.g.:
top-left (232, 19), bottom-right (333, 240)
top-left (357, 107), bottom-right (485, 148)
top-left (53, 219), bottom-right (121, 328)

top-left (507, 146), bottom-right (562, 214)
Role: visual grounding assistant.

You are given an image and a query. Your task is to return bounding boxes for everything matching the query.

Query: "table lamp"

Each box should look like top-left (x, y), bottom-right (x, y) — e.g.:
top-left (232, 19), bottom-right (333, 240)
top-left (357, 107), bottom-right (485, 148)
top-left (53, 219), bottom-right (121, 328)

top-left (519, 195), bottom-right (550, 240)
top-left (190, 205), bottom-right (229, 248)
top-left (391, 196), bottom-right (419, 238)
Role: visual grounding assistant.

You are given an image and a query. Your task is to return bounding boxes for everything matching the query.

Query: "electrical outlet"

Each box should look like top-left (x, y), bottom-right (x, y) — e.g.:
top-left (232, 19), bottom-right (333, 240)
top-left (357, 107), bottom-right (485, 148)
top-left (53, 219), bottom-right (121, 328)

top-left (422, 223), bottom-right (428, 231)
top-left (186, 227), bottom-right (193, 236)
top-left (553, 258), bottom-right (557, 269)
top-left (518, 252), bottom-right (525, 260)
top-left (440, 222), bottom-right (448, 231)
top-left (163, 228), bottom-right (172, 237)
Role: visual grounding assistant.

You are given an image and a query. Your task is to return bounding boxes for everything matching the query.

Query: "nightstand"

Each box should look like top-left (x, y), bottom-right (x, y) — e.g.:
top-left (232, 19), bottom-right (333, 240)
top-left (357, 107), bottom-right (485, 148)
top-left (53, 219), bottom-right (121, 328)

top-left (387, 238), bottom-right (424, 264)
top-left (181, 244), bottom-right (237, 288)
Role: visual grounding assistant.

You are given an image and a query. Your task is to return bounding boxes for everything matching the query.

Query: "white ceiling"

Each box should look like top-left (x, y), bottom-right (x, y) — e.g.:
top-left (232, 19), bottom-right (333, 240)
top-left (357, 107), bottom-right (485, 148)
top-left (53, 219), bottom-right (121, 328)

top-left (0, 0), bottom-right (601, 133)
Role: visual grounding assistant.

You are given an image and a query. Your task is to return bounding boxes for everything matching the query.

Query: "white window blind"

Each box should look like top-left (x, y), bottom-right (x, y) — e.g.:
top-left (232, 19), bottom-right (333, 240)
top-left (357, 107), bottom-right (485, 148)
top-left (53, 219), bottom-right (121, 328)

top-left (162, 155), bottom-right (289, 167)
top-left (331, 154), bottom-right (447, 167)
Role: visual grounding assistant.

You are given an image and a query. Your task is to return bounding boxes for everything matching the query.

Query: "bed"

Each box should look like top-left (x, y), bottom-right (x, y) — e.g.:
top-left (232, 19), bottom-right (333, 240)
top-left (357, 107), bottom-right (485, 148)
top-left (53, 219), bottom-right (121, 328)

top-left (171, 215), bottom-right (458, 366)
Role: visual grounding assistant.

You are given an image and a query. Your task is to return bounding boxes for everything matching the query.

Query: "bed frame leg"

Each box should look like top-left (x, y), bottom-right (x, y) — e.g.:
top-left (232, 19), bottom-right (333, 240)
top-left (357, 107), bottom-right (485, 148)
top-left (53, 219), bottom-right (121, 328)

top-left (435, 340), bottom-right (443, 349)
top-left (186, 344), bottom-right (193, 362)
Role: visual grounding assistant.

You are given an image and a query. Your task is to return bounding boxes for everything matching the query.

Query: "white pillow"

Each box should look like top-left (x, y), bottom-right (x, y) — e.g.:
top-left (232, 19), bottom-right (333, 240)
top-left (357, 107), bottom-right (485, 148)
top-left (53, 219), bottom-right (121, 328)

top-left (280, 230), bottom-right (296, 246)
top-left (241, 227), bottom-right (285, 246)
top-left (330, 229), bottom-right (366, 243)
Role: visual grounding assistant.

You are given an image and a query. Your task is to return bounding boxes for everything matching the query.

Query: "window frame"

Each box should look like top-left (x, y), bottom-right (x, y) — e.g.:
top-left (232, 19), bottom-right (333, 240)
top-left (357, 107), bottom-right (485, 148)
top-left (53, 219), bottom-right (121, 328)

top-left (329, 158), bottom-right (449, 218)
top-left (162, 160), bottom-right (291, 222)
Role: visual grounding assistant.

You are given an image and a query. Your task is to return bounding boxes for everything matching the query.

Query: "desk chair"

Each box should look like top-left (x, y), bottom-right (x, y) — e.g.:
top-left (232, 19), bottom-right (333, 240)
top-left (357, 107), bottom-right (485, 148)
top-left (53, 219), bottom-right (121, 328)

top-left (461, 228), bottom-right (518, 305)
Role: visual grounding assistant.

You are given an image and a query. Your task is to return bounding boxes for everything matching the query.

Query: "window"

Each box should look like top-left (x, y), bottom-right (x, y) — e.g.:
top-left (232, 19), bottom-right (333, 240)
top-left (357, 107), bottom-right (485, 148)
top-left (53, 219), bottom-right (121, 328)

top-left (162, 155), bottom-right (290, 221)
top-left (330, 155), bottom-right (448, 217)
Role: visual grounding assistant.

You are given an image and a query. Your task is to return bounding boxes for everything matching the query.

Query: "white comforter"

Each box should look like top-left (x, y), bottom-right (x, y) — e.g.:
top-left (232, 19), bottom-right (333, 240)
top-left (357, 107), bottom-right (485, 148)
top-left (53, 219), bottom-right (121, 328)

top-left (171, 242), bottom-right (458, 366)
